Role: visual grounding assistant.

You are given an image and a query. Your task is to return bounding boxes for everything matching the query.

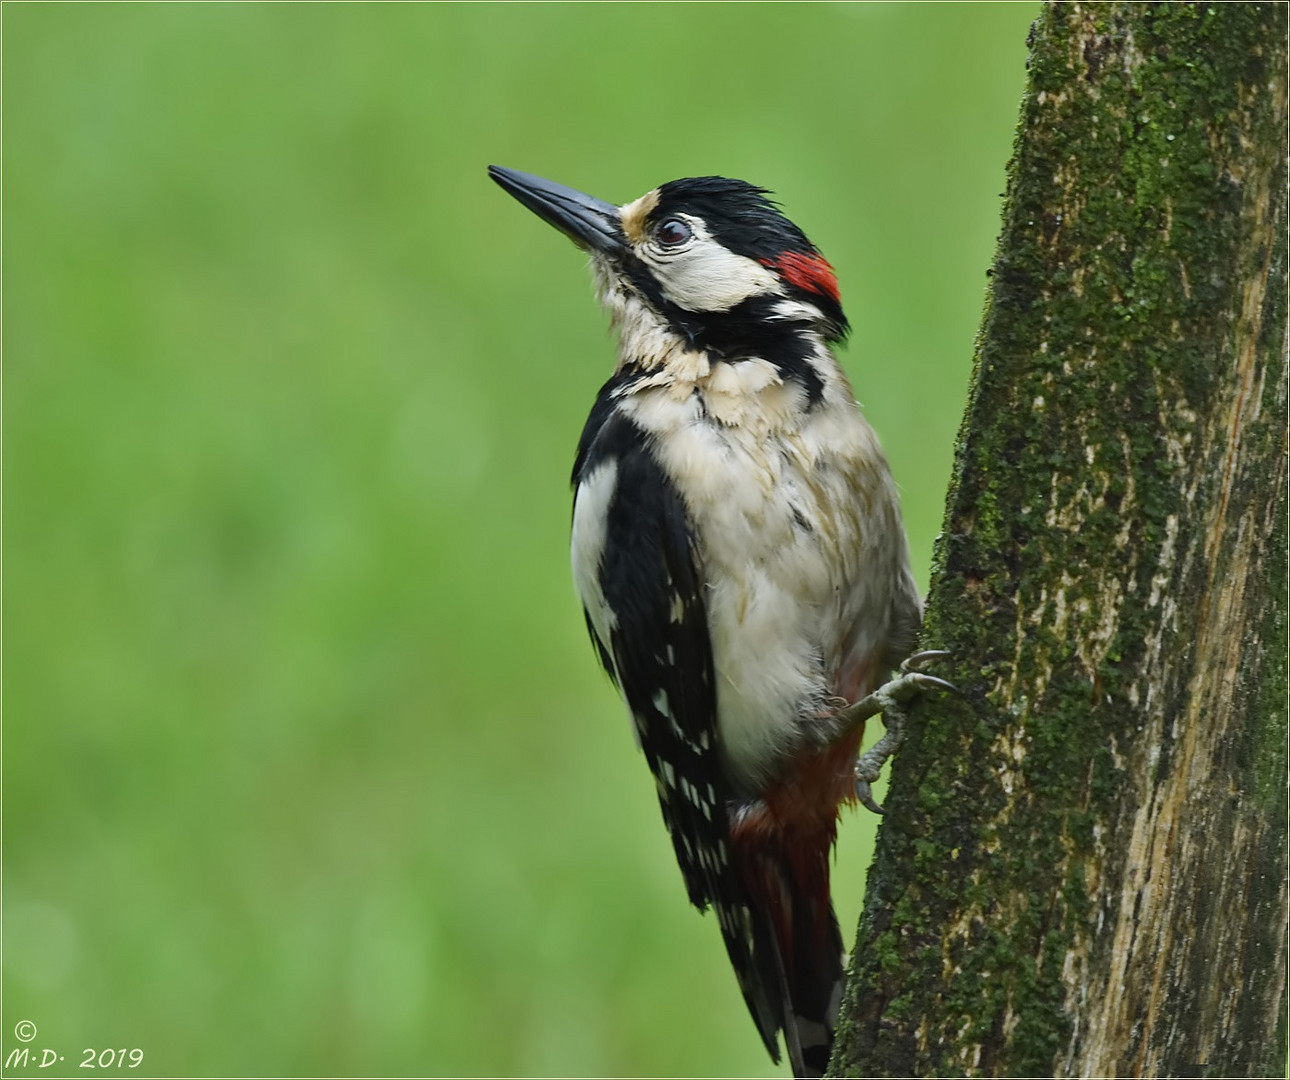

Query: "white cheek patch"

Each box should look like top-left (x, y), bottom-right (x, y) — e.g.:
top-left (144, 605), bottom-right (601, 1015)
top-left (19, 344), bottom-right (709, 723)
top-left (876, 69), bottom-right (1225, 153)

top-left (640, 219), bottom-right (783, 313)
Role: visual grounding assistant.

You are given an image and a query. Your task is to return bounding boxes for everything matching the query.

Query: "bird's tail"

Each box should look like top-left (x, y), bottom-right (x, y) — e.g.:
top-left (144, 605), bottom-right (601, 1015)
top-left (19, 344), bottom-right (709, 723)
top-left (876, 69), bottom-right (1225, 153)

top-left (725, 731), bottom-right (861, 1078)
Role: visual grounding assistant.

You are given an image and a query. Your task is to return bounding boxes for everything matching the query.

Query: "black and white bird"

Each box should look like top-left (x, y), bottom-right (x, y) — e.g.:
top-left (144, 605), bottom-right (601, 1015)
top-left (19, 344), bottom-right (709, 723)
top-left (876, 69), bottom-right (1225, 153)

top-left (489, 166), bottom-right (949, 1078)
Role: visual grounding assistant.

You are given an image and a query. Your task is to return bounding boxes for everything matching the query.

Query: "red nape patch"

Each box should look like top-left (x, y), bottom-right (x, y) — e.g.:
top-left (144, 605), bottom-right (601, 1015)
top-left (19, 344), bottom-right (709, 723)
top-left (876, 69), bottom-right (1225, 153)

top-left (760, 252), bottom-right (841, 304)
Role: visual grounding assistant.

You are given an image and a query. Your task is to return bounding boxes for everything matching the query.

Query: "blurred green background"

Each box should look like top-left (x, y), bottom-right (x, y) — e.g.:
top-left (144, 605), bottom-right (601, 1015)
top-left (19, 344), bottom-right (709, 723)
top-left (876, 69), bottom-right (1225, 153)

top-left (5, 3), bottom-right (1033, 1076)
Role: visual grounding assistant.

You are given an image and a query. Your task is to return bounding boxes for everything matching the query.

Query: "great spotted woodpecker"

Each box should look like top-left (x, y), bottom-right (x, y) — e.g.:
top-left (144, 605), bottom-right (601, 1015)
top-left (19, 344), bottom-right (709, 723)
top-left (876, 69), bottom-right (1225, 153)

top-left (489, 166), bottom-right (950, 1078)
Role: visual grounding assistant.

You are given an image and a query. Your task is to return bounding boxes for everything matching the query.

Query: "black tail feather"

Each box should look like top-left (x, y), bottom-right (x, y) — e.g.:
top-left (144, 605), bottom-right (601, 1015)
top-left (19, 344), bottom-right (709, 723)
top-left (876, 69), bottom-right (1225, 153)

top-left (722, 839), bottom-right (845, 1079)
top-left (783, 879), bottom-right (843, 1079)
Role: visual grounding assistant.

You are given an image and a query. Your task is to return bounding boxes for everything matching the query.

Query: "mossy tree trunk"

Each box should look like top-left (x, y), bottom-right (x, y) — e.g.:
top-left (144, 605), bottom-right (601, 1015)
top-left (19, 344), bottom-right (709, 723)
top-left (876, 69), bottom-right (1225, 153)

top-left (831, 4), bottom-right (1286, 1076)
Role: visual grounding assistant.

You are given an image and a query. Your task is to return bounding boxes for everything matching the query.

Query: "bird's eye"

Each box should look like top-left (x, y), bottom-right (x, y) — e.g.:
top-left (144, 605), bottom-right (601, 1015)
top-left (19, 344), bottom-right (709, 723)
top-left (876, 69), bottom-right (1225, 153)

top-left (656, 218), bottom-right (692, 246)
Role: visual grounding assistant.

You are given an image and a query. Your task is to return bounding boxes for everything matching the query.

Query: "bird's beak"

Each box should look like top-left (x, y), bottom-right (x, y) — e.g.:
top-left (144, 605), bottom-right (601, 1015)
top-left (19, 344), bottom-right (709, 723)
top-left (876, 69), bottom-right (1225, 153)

top-left (489, 166), bottom-right (626, 257)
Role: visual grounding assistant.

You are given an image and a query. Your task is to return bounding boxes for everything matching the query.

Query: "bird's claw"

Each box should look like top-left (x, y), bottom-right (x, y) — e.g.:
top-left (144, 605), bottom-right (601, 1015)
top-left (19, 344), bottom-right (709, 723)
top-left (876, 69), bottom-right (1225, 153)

top-left (851, 649), bottom-right (958, 815)
top-left (840, 668), bottom-right (954, 725)
top-left (901, 648), bottom-right (953, 671)
top-left (906, 672), bottom-right (959, 696)
top-left (853, 721), bottom-right (902, 814)
top-left (855, 777), bottom-right (885, 815)
top-left (900, 649), bottom-right (961, 694)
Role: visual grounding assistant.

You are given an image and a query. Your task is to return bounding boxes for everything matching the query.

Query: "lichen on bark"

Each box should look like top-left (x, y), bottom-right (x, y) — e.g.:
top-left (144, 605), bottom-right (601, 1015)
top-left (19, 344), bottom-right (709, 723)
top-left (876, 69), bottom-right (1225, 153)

top-left (830, 4), bottom-right (1287, 1077)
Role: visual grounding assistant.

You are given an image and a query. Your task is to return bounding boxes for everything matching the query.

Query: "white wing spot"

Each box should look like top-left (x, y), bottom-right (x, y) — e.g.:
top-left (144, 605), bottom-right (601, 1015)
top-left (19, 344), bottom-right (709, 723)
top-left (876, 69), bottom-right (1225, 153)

top-left (570, 461), bottom-right (619, 641)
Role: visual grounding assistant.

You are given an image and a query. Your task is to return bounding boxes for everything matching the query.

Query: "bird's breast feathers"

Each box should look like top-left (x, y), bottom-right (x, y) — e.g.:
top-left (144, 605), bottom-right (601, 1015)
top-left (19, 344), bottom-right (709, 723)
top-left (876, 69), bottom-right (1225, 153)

top-left (576, 348), bottom-right (913, 789)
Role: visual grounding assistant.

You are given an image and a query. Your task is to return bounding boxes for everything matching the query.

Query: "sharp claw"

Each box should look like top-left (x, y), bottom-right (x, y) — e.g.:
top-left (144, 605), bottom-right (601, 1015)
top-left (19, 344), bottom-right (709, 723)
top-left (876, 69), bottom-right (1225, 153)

top-left (899, 649), bottom-right (962, 696)
top-left (845, 653), bottom-right (959, 815)
top-left (912, 673), bottom-right (961, 696)
top-left (855, 779), bottom-right (885, 815)
top-left (901, 648), bottom-right (953, 672)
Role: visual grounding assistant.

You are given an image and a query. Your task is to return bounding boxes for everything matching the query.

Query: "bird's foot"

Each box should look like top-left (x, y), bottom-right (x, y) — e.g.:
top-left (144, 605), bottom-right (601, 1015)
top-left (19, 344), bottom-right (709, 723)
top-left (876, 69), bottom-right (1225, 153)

top-left (851, 650), bottom-right (958, 815)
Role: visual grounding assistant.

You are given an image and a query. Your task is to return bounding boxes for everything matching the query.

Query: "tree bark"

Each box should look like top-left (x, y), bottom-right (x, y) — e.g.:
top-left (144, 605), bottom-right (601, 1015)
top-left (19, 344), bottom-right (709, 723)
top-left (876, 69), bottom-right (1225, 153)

top-left (831, 4), bottom-right (1287, 1077)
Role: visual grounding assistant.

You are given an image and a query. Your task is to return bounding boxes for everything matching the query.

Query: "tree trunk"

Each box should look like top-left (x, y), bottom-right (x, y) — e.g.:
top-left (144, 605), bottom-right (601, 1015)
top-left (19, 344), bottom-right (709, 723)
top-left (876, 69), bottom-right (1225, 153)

top-left (830, 4), bottom-right (1287, 1077)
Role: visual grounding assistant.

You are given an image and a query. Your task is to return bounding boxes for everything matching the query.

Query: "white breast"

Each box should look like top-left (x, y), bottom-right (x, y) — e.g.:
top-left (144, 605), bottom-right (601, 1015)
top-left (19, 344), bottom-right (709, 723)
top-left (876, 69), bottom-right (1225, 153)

top-left (618, 355), bottom-right (914, 792)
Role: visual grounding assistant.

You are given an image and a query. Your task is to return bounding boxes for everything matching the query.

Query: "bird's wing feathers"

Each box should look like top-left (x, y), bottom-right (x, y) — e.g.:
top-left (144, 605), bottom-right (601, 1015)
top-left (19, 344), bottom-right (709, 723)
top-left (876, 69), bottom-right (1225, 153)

top-left (573, 403), bottom-right (792, 1064)
top-left (574, 405), bottom-right (726, 906)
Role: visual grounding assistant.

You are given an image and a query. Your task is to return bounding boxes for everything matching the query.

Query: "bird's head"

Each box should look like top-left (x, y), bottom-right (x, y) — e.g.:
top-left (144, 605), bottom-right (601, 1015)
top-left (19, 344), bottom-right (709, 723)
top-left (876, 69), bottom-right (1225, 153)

top-left (489, 167), bottom-right (849, 361)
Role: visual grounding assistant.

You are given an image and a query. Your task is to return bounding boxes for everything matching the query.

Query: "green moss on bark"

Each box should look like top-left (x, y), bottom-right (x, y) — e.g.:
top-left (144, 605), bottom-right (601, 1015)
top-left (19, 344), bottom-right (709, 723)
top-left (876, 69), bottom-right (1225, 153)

top-left (831, 4), bottom-right (1287, 1077)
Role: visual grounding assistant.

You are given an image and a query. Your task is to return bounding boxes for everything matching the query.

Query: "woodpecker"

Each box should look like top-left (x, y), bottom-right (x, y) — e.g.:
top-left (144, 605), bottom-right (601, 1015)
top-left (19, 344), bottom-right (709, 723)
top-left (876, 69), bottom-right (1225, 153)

top-left (489, 165), bottom-right (949, 1078)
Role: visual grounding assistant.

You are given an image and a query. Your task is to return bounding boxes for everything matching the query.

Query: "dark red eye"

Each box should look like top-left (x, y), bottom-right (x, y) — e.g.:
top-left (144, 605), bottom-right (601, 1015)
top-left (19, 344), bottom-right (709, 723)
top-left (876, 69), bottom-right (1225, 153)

top-left (656, 218), bottom-right (692, 246)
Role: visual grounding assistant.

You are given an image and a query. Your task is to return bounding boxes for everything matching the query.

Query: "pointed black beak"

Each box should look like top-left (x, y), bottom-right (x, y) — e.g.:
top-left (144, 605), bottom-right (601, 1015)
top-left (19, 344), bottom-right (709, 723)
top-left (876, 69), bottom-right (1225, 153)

top-left (488, 166), bottom-right (626, 257)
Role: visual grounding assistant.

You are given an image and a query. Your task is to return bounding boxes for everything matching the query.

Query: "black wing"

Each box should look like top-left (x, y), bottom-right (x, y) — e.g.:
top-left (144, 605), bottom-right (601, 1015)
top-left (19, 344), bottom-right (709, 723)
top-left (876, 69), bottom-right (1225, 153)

top-left (573, 395), bottom-right (790, 1064)
top-left (574, 400), bottom-right (726, 909)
